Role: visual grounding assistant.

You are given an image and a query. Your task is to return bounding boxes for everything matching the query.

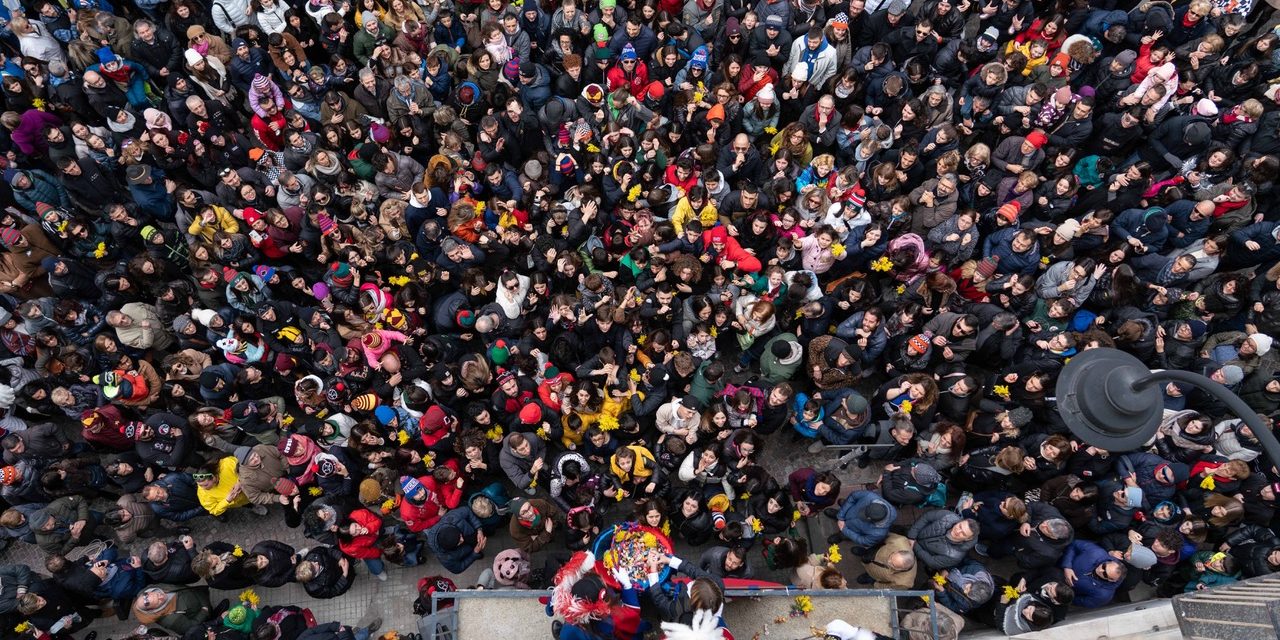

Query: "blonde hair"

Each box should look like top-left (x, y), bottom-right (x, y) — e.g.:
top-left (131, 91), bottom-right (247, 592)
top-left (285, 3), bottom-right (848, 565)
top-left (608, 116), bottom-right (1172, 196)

top-left (1242, 99), bottom-right (1265, 120)
top-left (966, 143), bottom-right (990, 164)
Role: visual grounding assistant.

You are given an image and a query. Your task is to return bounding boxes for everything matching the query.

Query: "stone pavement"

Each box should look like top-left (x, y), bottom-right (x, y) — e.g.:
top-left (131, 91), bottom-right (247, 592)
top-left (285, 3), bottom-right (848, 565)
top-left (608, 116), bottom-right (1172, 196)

top-left (0, 429), bottom-right (888, 639)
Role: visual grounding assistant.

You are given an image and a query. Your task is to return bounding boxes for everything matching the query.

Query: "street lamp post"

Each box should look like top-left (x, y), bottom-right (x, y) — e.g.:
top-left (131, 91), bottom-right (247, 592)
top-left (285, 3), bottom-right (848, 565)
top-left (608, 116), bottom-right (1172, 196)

top-left (1057, 348), bottom-right (1280, 638)
top-left (1054, 347), bottom-right (1280, 464)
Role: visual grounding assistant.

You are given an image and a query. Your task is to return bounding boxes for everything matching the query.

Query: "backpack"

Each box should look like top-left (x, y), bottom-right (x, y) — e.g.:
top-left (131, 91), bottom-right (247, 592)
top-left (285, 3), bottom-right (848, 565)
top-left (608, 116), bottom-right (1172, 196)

top-left (412, 575), bottom-right (458, 615)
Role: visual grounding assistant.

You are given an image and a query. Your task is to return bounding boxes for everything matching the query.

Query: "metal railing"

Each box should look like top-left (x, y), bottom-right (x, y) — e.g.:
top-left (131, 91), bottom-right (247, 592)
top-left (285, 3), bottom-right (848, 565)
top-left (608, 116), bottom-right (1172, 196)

top-left (427, 586), bottom-right (939, 639)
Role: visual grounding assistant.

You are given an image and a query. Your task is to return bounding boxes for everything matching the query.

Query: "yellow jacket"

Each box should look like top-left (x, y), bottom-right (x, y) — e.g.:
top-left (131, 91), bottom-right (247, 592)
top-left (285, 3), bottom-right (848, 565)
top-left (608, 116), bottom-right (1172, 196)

top-left (187, 205), bottom-right (240, 243)
top-left (197, 456), bottom-right (250, 516)
top-left (670, 198), bottom-right (719, 234)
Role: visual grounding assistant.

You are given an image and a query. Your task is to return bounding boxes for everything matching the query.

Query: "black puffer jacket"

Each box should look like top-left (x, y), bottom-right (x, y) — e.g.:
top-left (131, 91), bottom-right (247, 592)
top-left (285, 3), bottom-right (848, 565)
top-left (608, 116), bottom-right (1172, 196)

top-left (301, 546), bottom-right (353, 599)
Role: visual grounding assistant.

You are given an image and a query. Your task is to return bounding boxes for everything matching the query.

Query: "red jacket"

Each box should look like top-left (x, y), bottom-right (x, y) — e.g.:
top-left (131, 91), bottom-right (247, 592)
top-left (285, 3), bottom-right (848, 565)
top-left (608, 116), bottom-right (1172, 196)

top-left (1130, 41), bottom-right (1158, 84)
top-left (422, 459), bottom-right (464, 510)
top-left (701, 226), bottom-right (761, 273)
top-left (338, 509), bottom-right (383, 559)
top-left (250, 112), bottom-right (287, 151)
top-left (399, 477), bottom-right (445, 532)
top-left (606, 62), bottom-right (650, 97)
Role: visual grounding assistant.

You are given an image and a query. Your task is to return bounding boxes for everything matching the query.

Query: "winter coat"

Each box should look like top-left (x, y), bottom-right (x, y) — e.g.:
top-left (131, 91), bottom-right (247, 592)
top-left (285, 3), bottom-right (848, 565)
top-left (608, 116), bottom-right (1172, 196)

top-left (1060, 540), bottom-right (1124, 607)
top-left (426, 507), bottom-right (485, 574)
top-left (1015, 502), bottom-right (1073, 571)
top-left (249, 540), bottom-right (297, 587)
top-left (835, 490), bottom-right (895, 548)
top-left (908, 509), bottom-right (975, 571)
top-left (337, 509), bottom-right (383, 560)
top-left (300, 546), bottom-right (353, 599)
top-left (238, 444), bottom-right (290, 505)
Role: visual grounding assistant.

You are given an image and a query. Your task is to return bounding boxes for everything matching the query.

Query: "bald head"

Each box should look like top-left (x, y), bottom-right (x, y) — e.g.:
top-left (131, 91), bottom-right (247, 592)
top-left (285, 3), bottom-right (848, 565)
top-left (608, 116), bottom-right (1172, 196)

top-left (889, 550), bottom-right (915, 571)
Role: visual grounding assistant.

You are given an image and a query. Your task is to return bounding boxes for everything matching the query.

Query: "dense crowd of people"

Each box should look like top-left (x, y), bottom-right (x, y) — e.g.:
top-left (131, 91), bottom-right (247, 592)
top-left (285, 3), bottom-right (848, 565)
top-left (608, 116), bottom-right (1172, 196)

top-left (0, 0), bottom-right (1275, 637)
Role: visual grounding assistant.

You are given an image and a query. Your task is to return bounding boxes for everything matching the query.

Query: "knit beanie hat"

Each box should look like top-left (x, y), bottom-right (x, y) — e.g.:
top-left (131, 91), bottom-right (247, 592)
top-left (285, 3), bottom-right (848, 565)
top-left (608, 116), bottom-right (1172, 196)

top-left (1128, 544), bottom-right (1157, 569)
top-left (489, 339), bottom-right (510, 365)
top-left (96, 46), bottom-right (119, 65)
top-left (975, 256), bottom-right (999, 279)
top-left (1250, 333), bottom-right (1273, 356)
top-left (400, 475), bottom-right (427, 503)
top-left (350, 393), bottom-right (379, 412)
top-left (0, 227), bottom-right (22, 249)
top-left (997, 200), bottom-right (1022, 223)
top-left (518, 403), bottom-right (542, 425)
top-left (359, 477), bottom-right (382, 503)
top-left (437, 525), bottom-right (463, 551)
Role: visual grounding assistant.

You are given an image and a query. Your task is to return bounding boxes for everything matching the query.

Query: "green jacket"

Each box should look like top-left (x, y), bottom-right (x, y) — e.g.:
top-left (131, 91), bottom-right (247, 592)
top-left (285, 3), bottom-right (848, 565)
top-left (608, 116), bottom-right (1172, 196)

top-left (32, 495), bottom-right (91, 555)
top-left (352, 24), bottom-right (395, 66)
top-left (759, 333), bottom-right (802, 384)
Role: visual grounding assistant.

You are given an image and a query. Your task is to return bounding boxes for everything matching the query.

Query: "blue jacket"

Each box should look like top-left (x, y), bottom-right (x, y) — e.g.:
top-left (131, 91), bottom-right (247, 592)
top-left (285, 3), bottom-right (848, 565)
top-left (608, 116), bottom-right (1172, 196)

top-left (817, 389), bottom-right (868, 445)
top-left (1112, 207), bottom-right (1170, 255)
top-left (836, 490), bottom-right (895, 547)
top-left (1117, 452), bottom-right (1176, 507)
top-left (147, 473), bottom-right (204, 522)
top-left (984, 226), bottom-right (1040, 276)
top-left (1060, 540), bottom-right (1124, 607)
top-left (607, 27), bottom-right (659, 60)
top-left (517, 64), bottom-right (552, 111)
top-left (1166, 199), bottom-right (1209, 249)
top-left (425, 508), bottom-right (484, 574)
top-left (962, 490), bottom-right (1019, 544)
top-left (1227, 222), bottom-right (1280, 269)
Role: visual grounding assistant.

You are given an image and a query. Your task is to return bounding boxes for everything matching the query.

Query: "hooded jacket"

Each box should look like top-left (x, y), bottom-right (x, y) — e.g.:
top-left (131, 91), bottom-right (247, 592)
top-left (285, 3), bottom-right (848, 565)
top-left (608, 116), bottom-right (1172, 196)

top-left (836, 490), bottom-right (896, 547)
top-left (425, 507), bottom-right (485, 574)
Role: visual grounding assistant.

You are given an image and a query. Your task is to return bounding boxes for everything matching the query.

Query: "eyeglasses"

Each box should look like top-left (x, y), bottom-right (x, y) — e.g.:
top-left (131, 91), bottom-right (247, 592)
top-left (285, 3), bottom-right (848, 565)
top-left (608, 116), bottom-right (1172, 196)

top-left (192, 472), bottom-right (214, 481)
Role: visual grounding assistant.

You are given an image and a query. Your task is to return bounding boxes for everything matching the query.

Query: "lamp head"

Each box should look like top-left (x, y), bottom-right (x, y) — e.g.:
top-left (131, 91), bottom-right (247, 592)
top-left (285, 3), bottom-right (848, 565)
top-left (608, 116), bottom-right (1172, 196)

top-left (1055, 347), bottom-right (1163, 451)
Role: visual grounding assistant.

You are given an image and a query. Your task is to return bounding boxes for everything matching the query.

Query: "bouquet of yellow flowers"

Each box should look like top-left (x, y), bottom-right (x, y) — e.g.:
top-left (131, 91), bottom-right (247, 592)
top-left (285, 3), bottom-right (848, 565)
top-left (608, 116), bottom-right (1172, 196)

top-left (826, 544), bottom-right (842, 564)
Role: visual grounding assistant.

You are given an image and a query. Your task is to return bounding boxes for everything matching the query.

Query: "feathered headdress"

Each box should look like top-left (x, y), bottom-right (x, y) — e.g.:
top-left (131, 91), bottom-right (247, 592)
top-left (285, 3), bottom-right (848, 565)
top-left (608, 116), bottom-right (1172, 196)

top-left (660, 610), bottom-right (728, 640)
top-left (549, 551), bottom-right (612, 625)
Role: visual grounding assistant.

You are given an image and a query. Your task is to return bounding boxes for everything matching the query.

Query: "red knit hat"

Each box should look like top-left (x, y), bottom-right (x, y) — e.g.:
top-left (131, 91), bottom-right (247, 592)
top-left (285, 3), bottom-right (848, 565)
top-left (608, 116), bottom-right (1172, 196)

top-left (1025, 130), bottom-right (1048, 149)
top-left (997, 200), bottom-right (1022, 223)
top-left (908, 335), bottom-right (930, 354)
top-left (519, 403), bottom-right (542, 425)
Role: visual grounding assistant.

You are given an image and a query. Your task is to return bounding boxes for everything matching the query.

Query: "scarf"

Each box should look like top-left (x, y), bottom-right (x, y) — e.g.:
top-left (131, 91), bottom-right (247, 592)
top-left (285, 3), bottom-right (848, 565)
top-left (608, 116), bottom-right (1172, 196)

top-left (1211, 198), bottom-right (1247, 218)
top-left (194, 40), bottom-right (211, 56)
top-left (518, 507), bottom-right (543, 529)
top-left (799, 39), bottom-right (829, 80)
top-left (99, 62), bottom-right (135, 89)
top-left (1221, 111), bottom-right (1253, 125)
top-left (109, 110), bottom-right (138, 133)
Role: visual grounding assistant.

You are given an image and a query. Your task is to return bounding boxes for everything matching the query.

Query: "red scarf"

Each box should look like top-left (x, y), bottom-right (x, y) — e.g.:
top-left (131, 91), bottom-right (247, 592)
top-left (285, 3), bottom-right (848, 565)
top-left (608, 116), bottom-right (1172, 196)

top-left (99, 62), bottom-right (134, 88)
top-left (1212, 198), bottom-right (1247, 218)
